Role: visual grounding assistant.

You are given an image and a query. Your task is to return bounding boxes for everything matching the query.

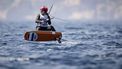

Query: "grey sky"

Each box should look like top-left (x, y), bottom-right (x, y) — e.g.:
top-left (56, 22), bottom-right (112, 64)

top-left (0, 0), bottom-right (122, 22)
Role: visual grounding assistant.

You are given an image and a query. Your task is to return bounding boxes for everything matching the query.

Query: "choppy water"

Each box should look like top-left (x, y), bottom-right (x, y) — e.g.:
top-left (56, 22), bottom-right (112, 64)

top-left (0, 21), bottom-right (122, 69)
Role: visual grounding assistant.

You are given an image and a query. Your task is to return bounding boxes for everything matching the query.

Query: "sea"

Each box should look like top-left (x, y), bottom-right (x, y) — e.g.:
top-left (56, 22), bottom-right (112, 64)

top-left (0, 20), bottom-right (122, 69)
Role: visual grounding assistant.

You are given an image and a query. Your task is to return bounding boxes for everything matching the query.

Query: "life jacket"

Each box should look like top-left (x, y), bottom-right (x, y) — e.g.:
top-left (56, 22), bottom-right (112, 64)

top-left (37, 13), bottom-right (49, 27)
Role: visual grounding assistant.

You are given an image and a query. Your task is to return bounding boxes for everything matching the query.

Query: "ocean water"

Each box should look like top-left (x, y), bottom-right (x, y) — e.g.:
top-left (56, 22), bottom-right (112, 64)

top-left (0, 21), bottom-right (122, 69)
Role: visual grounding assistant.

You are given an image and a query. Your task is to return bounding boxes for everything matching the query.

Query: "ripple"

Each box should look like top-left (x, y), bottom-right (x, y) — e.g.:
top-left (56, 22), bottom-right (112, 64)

top-left (103, 41), bottom-right (121, 46)
top-left (0, 22), bottom-right (122, 69)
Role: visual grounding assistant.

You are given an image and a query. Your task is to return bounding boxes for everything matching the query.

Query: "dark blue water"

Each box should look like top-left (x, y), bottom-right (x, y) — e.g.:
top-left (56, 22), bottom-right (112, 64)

top-left (0, 21), bottom-right (122, 69)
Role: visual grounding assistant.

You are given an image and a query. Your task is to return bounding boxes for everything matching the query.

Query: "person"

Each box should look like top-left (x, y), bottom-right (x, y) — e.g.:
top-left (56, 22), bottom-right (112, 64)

top-left (35, 6), bottom-right (56, 31)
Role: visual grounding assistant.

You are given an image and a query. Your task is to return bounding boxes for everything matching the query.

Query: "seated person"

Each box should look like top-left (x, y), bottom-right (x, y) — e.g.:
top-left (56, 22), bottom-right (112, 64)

top-left (35, 6), bottom-right (56, 31)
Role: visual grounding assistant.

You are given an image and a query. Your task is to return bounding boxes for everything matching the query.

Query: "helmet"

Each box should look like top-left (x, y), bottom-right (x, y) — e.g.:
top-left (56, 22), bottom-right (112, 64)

top-left (40, 6), bottom-right (48, 13)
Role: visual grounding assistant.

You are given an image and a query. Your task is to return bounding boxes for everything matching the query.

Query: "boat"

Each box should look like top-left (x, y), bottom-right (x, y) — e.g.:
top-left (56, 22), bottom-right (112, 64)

top-left (24, 31), bottom-right (62, 43)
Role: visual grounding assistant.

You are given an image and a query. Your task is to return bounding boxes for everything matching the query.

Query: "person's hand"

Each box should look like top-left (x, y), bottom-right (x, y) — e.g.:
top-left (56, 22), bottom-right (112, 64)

top-left (47, 25), bottom-right (51, 29)
top-left (50, 16), bottom-right (54, 19)
top-left (40, 20), bottom-right (44, 23)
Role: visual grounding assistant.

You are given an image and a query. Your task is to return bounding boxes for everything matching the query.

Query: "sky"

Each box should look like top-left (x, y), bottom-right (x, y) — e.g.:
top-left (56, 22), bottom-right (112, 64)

top-left (0, 0), bottom-right (122, 22)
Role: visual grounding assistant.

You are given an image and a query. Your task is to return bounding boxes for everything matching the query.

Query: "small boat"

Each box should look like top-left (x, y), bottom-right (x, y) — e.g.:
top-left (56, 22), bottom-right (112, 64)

top-left (24, 31), bottom-right (62, 43)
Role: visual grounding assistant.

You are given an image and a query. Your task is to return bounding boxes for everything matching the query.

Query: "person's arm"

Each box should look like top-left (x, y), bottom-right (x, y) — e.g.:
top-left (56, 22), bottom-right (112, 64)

top-left (47, 13), bottom-right (51, 25)
top-left (35, 14), bottom-right (41, 23)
